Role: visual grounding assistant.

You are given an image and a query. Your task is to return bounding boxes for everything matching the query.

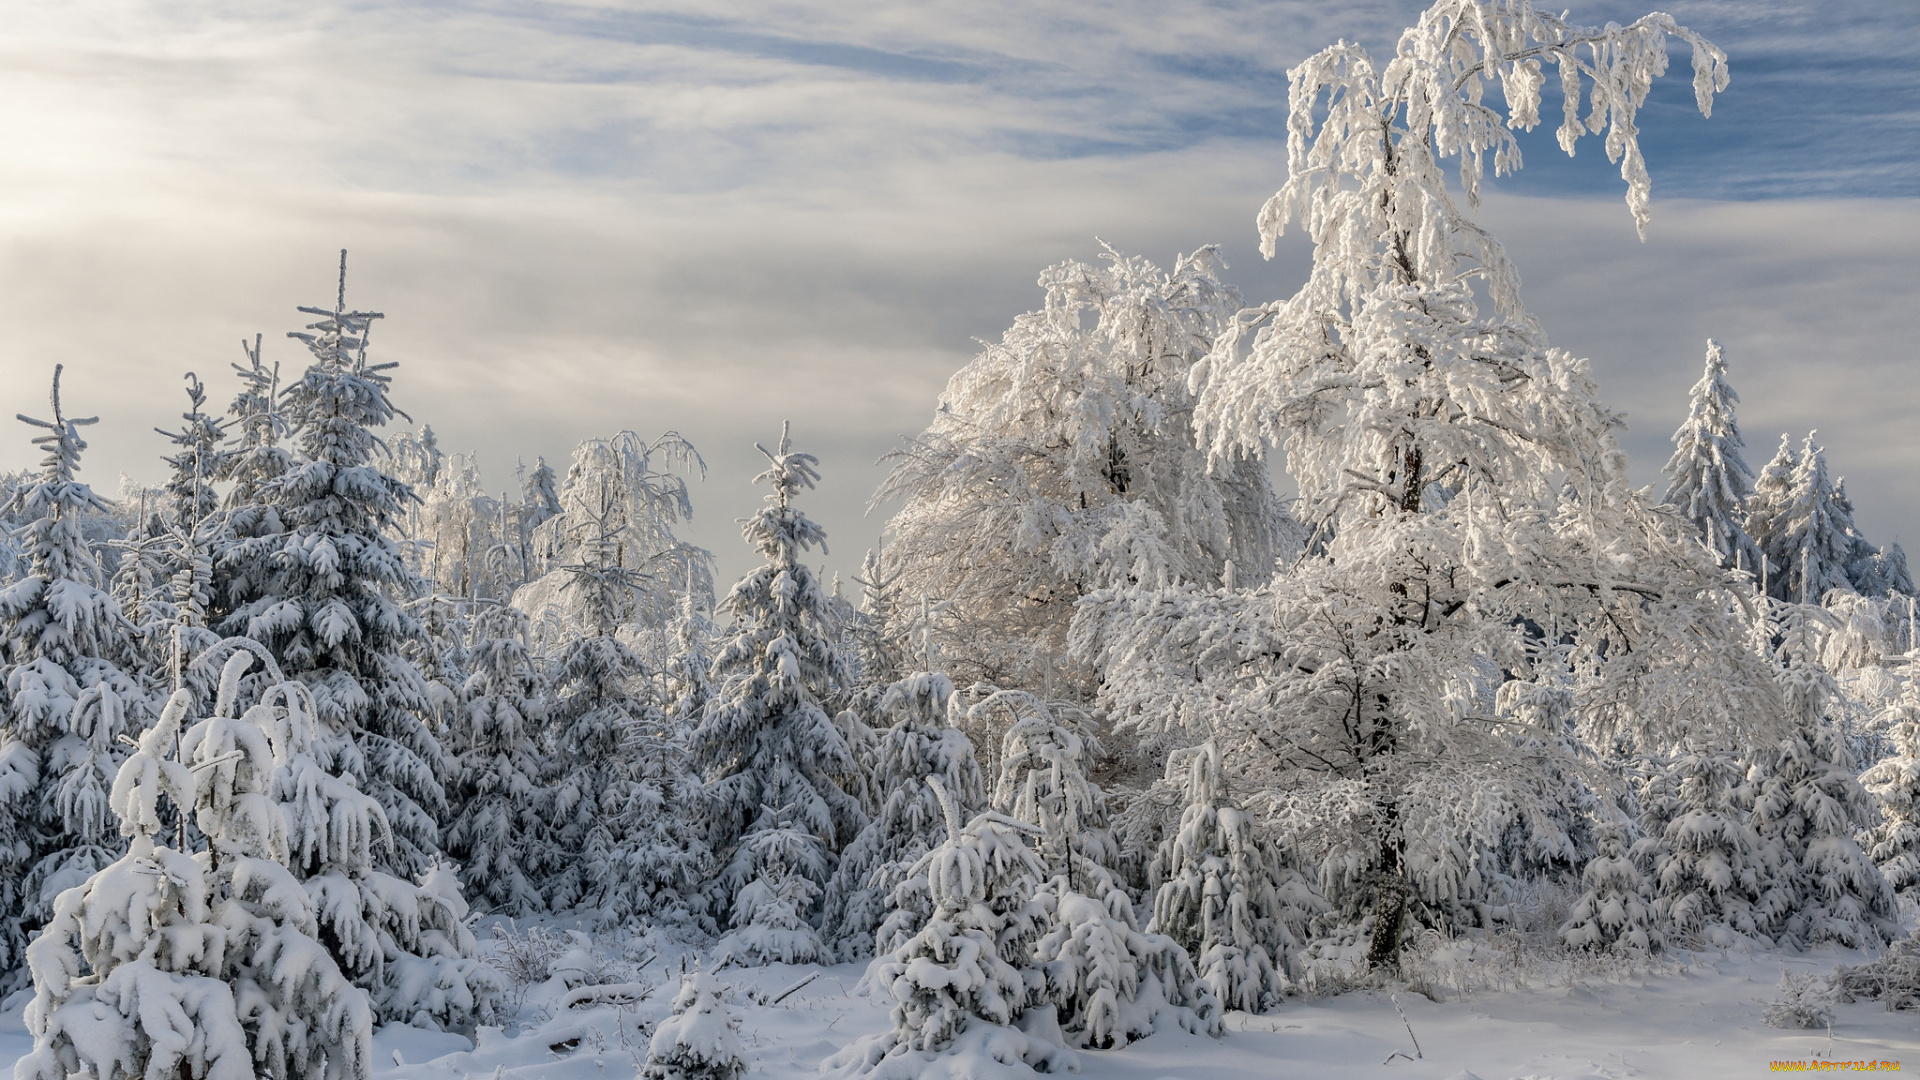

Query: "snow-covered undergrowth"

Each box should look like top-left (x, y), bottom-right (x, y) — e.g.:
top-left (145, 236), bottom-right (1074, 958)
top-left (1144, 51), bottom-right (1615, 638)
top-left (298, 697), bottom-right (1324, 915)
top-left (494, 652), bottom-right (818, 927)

top-left (7, 924), bottom-right (1909, 1080)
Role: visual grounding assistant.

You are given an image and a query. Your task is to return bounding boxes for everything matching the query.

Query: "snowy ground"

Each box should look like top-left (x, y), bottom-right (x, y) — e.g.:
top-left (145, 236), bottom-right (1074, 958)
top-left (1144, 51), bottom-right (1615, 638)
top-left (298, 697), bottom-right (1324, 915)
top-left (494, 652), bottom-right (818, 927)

top-left (5, 939), bottom-right (1910, 1079)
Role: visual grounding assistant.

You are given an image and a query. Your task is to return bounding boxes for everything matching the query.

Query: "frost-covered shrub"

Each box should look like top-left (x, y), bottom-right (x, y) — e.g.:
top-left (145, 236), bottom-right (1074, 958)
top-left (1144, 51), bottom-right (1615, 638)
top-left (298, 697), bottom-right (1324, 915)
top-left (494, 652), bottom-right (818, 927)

top-left (645, 972), bottom-right (747, 1080)
top-left (1762, 970), bottom-right (1835, 1030)
top-left (1835, 932), bottom-right (1920, 1012)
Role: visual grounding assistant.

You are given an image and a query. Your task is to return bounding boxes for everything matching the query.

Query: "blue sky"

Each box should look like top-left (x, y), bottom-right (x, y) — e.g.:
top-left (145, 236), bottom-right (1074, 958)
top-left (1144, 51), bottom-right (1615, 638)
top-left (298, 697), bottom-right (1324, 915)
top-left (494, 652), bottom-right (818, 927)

top-left (0, 0), bottom-right (1914, 585)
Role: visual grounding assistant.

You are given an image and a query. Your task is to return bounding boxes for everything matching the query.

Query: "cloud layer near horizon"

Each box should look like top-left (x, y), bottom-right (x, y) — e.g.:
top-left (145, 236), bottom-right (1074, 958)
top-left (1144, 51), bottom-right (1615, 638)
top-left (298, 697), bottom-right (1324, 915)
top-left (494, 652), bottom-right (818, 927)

top-left (0, 0), bottom-right (1913, 585)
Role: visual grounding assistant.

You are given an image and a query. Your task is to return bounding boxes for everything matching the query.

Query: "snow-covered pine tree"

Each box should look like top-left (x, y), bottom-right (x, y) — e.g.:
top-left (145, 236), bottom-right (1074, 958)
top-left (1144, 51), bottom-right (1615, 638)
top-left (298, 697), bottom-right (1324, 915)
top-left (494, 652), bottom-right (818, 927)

top-left (1850, 540), bottom-right (1915, 599)
top-left (876, 245), bottom-right (1297, 698)
top-left (692, 424), bottom-right (863, 940)
top-left (1149, 742), bottom-right (1317, 1012)
top-left (0, 367), bottom-right (154, 977)
top-left (1123, 0), bottom-right (1760, 971)
top-left (1663, 340), bottom-right (1761, 575)
top-left (214, 252), bottom-right (447, 877)
top-left (827, 777), bottom-right (1072, 1080)
top-left (1559, 820), bottom-right (1661, 953)
top-left (18, 657), bottom-right (372, 1080)
top-left (644, 971), bottom-right (747, 1080)
top-left (823, 671), bottom-right (986, 961)
top-left (444, 607), bottom-right (552, 916)
top-left (1861, 706), bottom-right (1920, 901)
top-left (1636, 749), bottom-right (1767, 948)
top-left (1747, 602), bottom-right (1898, 948)
top-left (852, 548), bottom-right (909, 690)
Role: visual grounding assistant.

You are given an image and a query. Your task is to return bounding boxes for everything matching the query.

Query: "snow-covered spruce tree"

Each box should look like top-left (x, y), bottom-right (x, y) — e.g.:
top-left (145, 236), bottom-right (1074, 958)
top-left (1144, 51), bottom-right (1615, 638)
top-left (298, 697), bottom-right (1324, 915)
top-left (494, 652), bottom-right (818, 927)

top-left (1559, 819), bottom-right (1661, 953)
top-left (1776, 434), bottom-right (1859, 605)
top-left (541, 499), bottom-right (707, 924)
top-left (1746, 435), bottom-right (1796, 595)
top-left (713, 818), bottom-right (831, 966)
top-left (1746, 602), bottom-right (1898, 948)
top-left (1149, 742), bottom-right (1317, 1012)
top-left (443, 607), bottom-right (552, 916)
top-left (1635, 749), bottom-right (1768, 948)
top-left (219, 334), bottom-right (292, 514)
top-left (644, 971), bottom-right (747, 1080)
top-left (1852, 539), bottom-right (1915, 599)
top-left (0, 367), bottom-right (154, 976)
top-left (823, 671), bottom-right (987, 961)
top-left (1087, 0), bottom-right (1763, 972)
top-left (1662, 340), bottom-right (1761, 575)
top-left (827, 778), bottom-right (1073, 1080)
top-left (214, 253), bottom-right (448, 878)
top-left (851, 548), bottom-right (910, 690)
top-left (981, 692), bottom-right (1213, 1048)
top-left (691, 424), bottom-right (863, 941)
top-left (154, 372), bottom-right (228, 536)
top-left (231, 639), bottom-right (499, 1032)
top-left (876, 245), bottom-right (1297, 698)
top-left (18, 659), bottom-right (372, 1080)
top-left (1861, 708), bottom-right (1920, 901)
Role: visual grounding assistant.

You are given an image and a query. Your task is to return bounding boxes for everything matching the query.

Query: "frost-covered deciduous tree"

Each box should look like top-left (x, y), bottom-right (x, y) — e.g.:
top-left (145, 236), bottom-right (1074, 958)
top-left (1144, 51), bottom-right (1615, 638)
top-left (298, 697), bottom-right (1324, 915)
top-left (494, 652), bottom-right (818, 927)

top-left (877, 246), bottom-right (1297, 697)
top-left (0, 367), bottom-right (153, 975)
top-left (1149, 742), bottom-right (1317, 1012)
top-left (1663, 340), bottom-right (1761, 575)
top-left (824, 672), bottom-right (986, 961)
top-left (18, 657), bottom-right (373, 1080)
top-left (692, 425), bottom-right (862, 933)
top-left (215, 253), bottom-right (448, 877)
top-left (827, 778), bottom-right (1072, 1080)
top-left (514, 431), bottom-right (713, 651)
top-left (1121, 0), bottom-right (1753, 971)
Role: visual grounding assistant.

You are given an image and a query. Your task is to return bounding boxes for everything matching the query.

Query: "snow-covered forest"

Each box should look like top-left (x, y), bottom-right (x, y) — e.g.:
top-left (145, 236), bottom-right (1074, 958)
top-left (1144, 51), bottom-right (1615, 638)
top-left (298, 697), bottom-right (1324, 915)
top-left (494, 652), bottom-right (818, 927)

top-left (1, 2), bottom-right (1917, 1078)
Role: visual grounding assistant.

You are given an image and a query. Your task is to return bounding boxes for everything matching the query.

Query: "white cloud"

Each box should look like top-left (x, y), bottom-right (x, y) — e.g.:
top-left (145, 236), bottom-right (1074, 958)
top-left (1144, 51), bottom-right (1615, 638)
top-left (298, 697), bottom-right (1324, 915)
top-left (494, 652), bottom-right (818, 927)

top-left (0, 0), bottom-right (1912, 586)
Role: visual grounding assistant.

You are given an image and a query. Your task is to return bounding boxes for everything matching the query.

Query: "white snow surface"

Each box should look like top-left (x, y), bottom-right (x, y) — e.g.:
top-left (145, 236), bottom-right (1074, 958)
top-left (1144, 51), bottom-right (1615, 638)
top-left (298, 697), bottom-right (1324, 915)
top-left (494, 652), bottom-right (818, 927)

top-left (9, 939), bottom-right (1910, 1079)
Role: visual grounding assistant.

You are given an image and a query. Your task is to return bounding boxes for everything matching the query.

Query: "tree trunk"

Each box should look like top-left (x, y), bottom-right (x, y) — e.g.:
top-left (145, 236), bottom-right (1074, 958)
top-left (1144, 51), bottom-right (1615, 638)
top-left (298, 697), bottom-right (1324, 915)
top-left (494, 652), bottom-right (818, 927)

top-left (1365, 812), bottom-right (1407, 971)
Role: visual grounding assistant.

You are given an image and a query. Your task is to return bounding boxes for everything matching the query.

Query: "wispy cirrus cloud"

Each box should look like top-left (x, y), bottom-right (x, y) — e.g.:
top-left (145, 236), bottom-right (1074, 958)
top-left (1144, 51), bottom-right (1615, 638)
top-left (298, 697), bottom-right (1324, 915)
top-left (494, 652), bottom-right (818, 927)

top-left (0, 1), bottom-right (1912, 583)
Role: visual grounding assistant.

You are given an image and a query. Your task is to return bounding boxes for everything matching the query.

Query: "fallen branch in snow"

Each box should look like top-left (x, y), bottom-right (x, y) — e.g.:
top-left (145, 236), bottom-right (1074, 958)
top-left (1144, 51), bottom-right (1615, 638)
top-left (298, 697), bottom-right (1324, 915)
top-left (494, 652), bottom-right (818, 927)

top-left (561, 981), bottom-right (657, 1009)
top-left (772, 971), bottom-right (819, 1005)
top-left (1383, 993), bottom-right (1423, 1064)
